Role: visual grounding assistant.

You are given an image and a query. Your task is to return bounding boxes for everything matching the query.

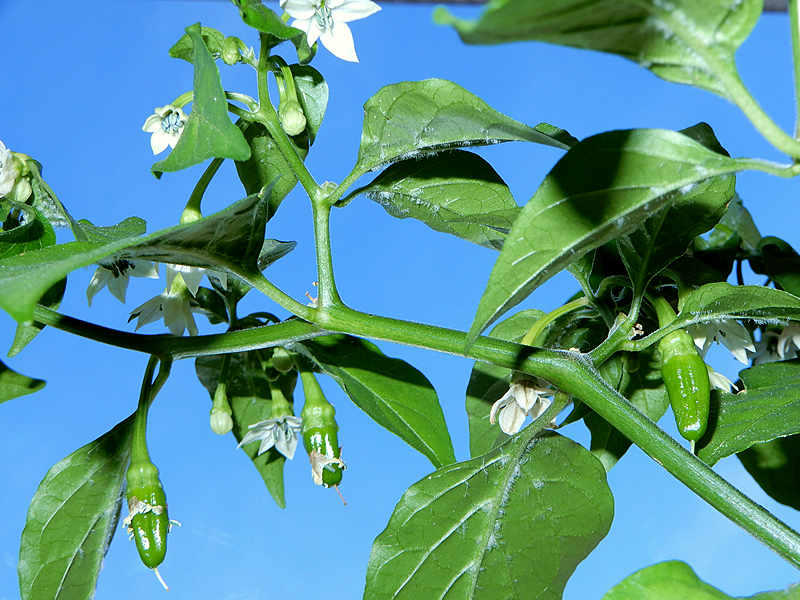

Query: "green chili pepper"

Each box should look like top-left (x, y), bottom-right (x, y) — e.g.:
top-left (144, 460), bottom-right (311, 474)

top-left (125, 357), bottom-right (173, 589)
top-left (299, 366), bottom-right (345, 488)
top-left (659, 328), bottom-right (711, 442)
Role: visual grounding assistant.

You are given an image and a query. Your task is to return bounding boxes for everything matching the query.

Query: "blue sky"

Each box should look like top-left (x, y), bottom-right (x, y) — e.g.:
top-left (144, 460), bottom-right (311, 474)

top-left (2, 1), bottom-right (800, 599)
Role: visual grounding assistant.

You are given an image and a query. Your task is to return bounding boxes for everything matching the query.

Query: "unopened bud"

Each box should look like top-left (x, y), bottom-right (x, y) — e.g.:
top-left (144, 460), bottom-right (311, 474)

top-left (278, 100), bottom-right (307, 136)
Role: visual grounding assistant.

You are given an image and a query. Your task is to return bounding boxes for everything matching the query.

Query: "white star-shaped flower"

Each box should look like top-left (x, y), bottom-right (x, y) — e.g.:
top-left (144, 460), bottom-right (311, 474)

top-left (238, 415), bottom-right (303, 460)
top-left (489, 379), bottom-right (554, 435)
top-left (142, 105), bottom-right (189, 154)
top-left (86, 259), bottom-right (159, 307)
top-left (280, 0), bottom-right (381, 62)
top-left (687, 320), bottom-right (755, 364)
top-left (129, 275), bottom-right (199, 337)
top-left (0, 141), bottom-right (18, 197)
top-left (166, 264), bottom-right (227, 297)
top-left (777, 323), bottom-right (800, 359)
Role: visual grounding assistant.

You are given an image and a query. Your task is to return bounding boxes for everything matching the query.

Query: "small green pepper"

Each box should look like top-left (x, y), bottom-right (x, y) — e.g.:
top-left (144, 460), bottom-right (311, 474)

top-left (299, 366), bottom-right (345, 488)
top-left (125, 461), bottom-right (169, 570)
top-left (659, 328), bottom-right (711, 442)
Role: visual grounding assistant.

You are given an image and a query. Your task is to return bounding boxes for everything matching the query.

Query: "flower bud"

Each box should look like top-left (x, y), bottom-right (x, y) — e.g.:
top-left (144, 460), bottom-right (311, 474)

top-left (221, 37), bottom-right (242, 66)
top-left (272, 347), bottom-right (295, 373)
top-left (278, 100), bottom-right (307, 136)
top-left (210, 409), bottom-right (233, 435)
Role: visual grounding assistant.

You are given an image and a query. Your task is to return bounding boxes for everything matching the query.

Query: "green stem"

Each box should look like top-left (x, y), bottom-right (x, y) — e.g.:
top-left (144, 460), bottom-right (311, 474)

top-left (520, 297), bottom-right (588, 346)
top-left (226, 91), bottom-right (258, 113)
top-left (791, 0), bottom-right (800, 139)
top-left (132, 356), bottom-right (172, 462)
top-left (735, 158), bottom-right (800, 177)
top-left (182, 157), bottom-right (224, 222)
top-left (311, 202), bottom-right (342, 309)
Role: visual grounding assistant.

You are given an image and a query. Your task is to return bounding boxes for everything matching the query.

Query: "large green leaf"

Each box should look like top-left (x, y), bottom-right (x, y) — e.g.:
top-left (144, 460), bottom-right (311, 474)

top-left (0, 202), bottom-right (56, 259)
top-left (434, 0), bottom-right (761, 100)
top-left (616, 123), bottom-right (735, 293)
top-left (0, 193), bottom-right (268, 324)
top-left (602, 560), bottom-right (800, 599)
top-left (364, 430), bottom-right (613, 600)
top-left (739, 435), bottom-right (800, 512)
top-left (750, 236), bottom-right (800, 297)
top-left (0, 359), bottom-right (46, 403)
top-left (9, 278), bottom-right (67, 356)
top-left (469, 128), bottom-right (741, 343)
top-left (675, 283), bottom-right (800, 330)
top-left (18, 416), bottom-right (134, 600)
top-left (195, 351), bottom-right (294, 508)
top-left (152, 23), bottom-right (250, 177)
top-left (697, 360), bottom-right (800, 465)
top-left (345, 150), bottom-right (519, 251)
top-left (354, 79), bottom-right (574, 176)
top-left (297, 334), bottom-right (456, 469)
top-left (465, 310), bottom-right (544, 458)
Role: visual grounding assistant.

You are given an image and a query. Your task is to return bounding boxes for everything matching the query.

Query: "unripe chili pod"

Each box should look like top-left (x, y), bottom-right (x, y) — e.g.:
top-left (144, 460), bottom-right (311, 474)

top-left (299, 368), bottom-right (345, 488)
top-left (124, 461), bottom-right (169, 569)
top-left (658, 329), bottom-right (711, 442)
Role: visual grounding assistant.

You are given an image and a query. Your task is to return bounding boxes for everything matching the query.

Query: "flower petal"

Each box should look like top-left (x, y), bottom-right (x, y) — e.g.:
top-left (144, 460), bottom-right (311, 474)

top-left (497, 401), bottom-right (527, 435)
top-left (281, 0), bottom-right (317, 19)
top-left (329, 0), bottom-right (381, 23)
top-left (86, 268), bottom-right (112, 307)
top-left (107, 272), bottom-right (131, 304)
top-left (319, 21), bottom-right (358, 62)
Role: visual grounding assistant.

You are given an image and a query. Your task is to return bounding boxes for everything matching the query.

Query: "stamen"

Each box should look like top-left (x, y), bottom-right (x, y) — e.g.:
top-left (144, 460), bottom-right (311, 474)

top-left (153, 566), bottom-right (170, 591)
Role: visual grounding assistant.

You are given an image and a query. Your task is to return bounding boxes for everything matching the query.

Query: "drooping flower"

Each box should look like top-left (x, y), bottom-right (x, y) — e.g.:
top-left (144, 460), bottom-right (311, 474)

top-left (129, 272), bottom-right (199, 336)
top-left (0, 141), bottom-right (18, 197)
top-left (142, 105), bottom-right (189, 154)
top-left (707, 366), bottom-right (738, 393)
top-left (86, 259), bottom-right (159, 306)
top-left (687, 320), bottom-right (755, 365)
top-left (238, 415), bottom-right (303, 460)
top-left (280, 0), bottom-right (381, 62)
top-left (166, 263), bottom-right (227, 296)
top-left (489, 379), bottom-right (554, 435)
top-left (777, 323), bottom-right (800, 359)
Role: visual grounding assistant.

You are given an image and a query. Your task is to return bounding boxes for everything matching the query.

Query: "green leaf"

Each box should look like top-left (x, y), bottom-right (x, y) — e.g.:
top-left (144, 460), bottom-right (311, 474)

top-left (297, 334), bottom-right (456, 468)
top-left (738, 435), bottom-right (800, 512)
top-left (354, 79), bottom-right (573, 176)
top-left (152, 23), bottom-right (250, 177)
top-left (469, 128), bottom-right (741, 343)
top-left (751, 236), bottom-right (800, 297)
top-left (0, 192), bottom-right (267, 324)
top-left (9, 278), bottom-right (66, 356)
top-left (0, 359), bottom-right (46, 403)
top-left (230, 0), bottom-right (315, 63)
top-left (292, 64), bottom-right (328, 146)
top-left (434, 0), bottom-right (761, 100)
top-left (195, 352), bottom-right (293, 508)
top-left (586, 348), bottom-right (670, 471)
top-left (601, 560), bottom-right (800, 599)
top-left (0, 202), bottom-right (56, 259)
top-left (364, 430), bottom-right (613, 600)
top-left (465, 310), bottom-right (544, 458)
top-left (73, 216), bottom-right (147, 244)
top-left (697, 360), bottom-right (800, 465)
top-left (19, 416), bottom-right (134, 600)
top-left (169, 26), bottom-right (226, 63)
top-left (616, 124), bottom-right (735, 292)
top-left (676, 283), bottom-right (800, 328)
top-left (345, 150), bottom-right (518, 251)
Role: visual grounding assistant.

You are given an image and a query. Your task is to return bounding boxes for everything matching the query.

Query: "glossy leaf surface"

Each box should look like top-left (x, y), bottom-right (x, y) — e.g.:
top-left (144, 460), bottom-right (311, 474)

top-left (364, 430), bottom-right (613, 600)
top-left (738, 435), bottom-right (800, 512)
top-left (0, 359), bottom-right (46, 403)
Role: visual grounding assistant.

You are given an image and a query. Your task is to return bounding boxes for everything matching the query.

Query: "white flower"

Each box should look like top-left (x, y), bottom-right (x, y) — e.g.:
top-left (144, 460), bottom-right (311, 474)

top-left (86, 259), bottom-right (159, 307)
top-left (687, 320), bottom-right (755, 364)
top-left (0, 141), bottom-right (18, 197)
top-left (238, 416), bottom-right (303, 460)
top-left (489, 379), bottom-right (554, 435)
top-left (129, 274), bottom-right (199, 336)
top-left (707, 366), bottom-right (738, 393)
top-left (142, 105), bottom-right (189, 154)
top-left (777, 324), bottom-right (800, 359)
top-left (281, 0), bottom-right (381, 62)
top-left (166, 263), bottom-right (227, 297)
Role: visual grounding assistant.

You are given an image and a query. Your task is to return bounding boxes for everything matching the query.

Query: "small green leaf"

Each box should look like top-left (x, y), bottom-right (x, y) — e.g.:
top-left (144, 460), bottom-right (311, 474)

top-left (466, 309), bottom-right (543, 458)
top-left (0, 359), bottom-right (46, 403)
top-left (169, 26), bottom-right (226, 63)
top-left (196, 352), bottom-right (293, 508)
top-left (346, 150), bottom-right (519, 250)
top-left (297, 334), bottom-right (456, 468)
top-left (676, 283), bottom-right (800, 328)
top-left (9, 278), bottom-right (66, 356)
top-left (0, 203), bottom-right (56, 259)
top-left (292, 64), bottom-right (328, 145)
top-left (469, 128), bottom-right (741, 344)
top-left (364, 430), bottom-right (613, 600)
top-left (19, 416), bottom-right (134, 600)
top-left (750, 236), bottom-right (800, 298)
top-left (697, 360), bottom-right (800, 465)
top-left (0, 192), bottom-right (268, 324)
top-left (153, 23), bottom-right (250, 177)
top-left (230, 0), bottom-right (315, 63)
top-left (434, 0), bottom-right (761, 100)
top-left (354, 79), bottom-right (572, 176)
top-left (73, 216), bottom-right (147, 244)
top-left (602, 560), bottom-right (800, 599)
top-left (738, 435), bottom-right (800, 512)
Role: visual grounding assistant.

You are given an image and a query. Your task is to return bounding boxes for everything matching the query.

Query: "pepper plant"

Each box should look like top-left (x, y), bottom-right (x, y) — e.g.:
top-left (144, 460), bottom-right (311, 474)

top-left (4, 0), bottom-right (800, 598)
